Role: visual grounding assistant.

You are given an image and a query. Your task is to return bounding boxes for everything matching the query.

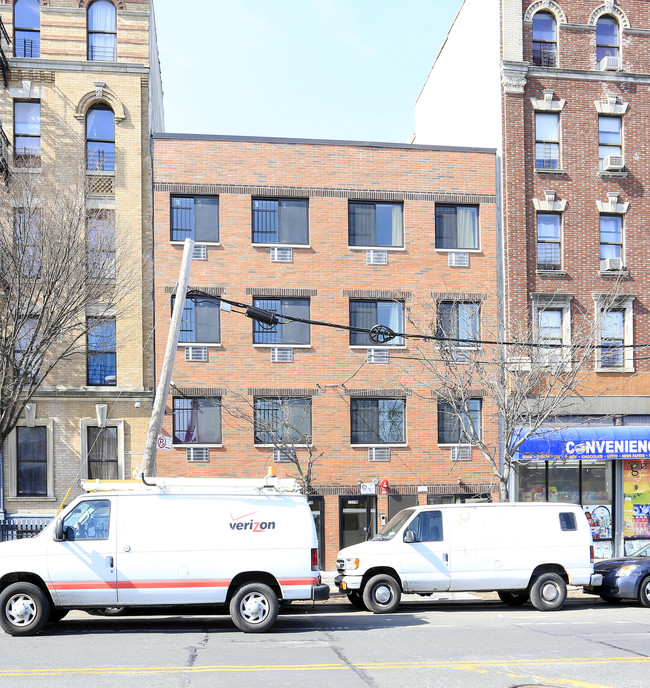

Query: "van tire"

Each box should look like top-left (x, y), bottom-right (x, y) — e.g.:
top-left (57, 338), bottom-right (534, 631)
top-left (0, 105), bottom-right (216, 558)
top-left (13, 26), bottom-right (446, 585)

top-left (0, 582), bottom-right (51, 636)
top-left (638, 576), bottom-right (650, 608)
top-left (347, 590), bottom-right (367, 609)
top-left (529, 573), bottom-right (567, 611)
top-left (363, 574), bottom-right (401, 614)
top-left (229, 583), bottom-right (279, 632)
top-left (498, 591), bottom-right (528, 607)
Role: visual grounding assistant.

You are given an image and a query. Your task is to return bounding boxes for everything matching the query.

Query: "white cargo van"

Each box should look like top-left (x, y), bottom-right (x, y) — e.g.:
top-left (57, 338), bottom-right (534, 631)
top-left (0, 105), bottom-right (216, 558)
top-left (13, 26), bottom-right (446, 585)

top-left (336, 503), bottom-right (601, 613)
top-left (0, 476), bottom-right (329, 636)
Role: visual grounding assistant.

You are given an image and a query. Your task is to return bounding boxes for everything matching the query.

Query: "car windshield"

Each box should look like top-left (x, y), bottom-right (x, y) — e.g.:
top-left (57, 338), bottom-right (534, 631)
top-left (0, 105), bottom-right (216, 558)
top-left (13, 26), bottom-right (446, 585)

top-left (371, 508), bottom-right (415, 541)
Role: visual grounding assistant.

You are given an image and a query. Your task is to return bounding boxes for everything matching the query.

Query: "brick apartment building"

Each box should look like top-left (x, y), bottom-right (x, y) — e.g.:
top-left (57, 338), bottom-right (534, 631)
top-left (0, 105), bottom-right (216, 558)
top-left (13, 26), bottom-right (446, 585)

top-left (152, 134), bottom-right (498, 567)
top-left (416, 0), bottom-right (650, 557)
top-left (0, 0), bottom-right (162, 525)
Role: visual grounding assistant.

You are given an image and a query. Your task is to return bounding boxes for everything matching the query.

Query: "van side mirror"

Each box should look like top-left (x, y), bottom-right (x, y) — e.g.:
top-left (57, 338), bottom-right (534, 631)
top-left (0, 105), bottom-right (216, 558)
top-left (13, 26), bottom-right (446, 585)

top-left (54, 518), bottom-right (64, 542)
top-left (404, 530), bottom-right (416, 543)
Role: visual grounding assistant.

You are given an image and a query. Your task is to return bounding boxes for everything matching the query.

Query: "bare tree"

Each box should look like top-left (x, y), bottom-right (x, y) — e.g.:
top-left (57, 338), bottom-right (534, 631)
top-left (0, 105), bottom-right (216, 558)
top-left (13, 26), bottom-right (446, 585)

top-left (0, 168), bottom-right (138, 453)
top-left (399, 289), bottom-right (628, 500)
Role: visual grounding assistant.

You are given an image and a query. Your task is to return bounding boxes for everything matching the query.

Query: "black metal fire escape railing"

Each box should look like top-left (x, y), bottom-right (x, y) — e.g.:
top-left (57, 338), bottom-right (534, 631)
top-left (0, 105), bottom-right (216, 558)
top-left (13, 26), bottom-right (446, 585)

top-left (0, 16), bottom-right (10, 88)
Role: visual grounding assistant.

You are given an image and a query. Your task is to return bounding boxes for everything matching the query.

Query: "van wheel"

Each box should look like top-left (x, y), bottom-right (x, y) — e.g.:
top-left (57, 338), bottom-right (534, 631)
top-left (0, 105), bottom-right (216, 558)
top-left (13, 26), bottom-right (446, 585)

top-left (229, 583), bottom-right (279, 633)
top-left (0, 582), bottom-right (50, 636)
top-left (529, 573), bottom-right (567, 611)
top-left (347, 590), bottom-right (367, 609)
top-left (498, 591), bottom-right (528, 607)
top-left (638, 576), bottom-right (650, 608)
top-left (363, 574), bottom-right (401, 614)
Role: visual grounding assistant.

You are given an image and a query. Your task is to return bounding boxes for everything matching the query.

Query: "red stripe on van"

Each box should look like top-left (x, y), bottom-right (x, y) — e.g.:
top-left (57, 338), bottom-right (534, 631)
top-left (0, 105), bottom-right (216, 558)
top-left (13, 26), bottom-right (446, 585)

top-left (279, 578), bottom-right (319, 586)
top-left (117, 579), bottom-right (230, 590)
top-left (47, 581), bottom-right (117, 591)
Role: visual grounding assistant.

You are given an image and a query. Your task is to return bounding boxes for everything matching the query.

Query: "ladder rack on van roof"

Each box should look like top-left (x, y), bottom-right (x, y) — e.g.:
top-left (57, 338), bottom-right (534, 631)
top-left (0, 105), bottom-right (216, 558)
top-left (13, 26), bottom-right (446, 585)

top-left (80, 476), bottom-right (301, 495)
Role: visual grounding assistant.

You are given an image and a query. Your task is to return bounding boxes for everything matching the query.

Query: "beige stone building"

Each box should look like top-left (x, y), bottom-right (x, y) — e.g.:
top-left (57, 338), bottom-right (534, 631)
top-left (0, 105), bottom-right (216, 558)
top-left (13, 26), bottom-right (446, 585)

top-left (0, 0), bottom-right (163, 525)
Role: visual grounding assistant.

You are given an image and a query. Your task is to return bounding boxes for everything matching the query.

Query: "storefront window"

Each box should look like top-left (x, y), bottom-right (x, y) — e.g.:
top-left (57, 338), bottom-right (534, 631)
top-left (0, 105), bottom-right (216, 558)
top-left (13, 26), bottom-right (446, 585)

top-left (623, 459), bottom-right (650, 553)
top-left (517, 463), bottom-right (547, 502)
top-left (548, 461), bottom-right (580, 503)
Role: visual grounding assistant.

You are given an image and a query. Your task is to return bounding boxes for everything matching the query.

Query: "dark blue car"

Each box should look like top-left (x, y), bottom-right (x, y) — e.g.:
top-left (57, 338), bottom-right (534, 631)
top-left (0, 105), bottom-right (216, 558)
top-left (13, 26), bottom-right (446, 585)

top-left (584, 542), bottom-right (650, 606)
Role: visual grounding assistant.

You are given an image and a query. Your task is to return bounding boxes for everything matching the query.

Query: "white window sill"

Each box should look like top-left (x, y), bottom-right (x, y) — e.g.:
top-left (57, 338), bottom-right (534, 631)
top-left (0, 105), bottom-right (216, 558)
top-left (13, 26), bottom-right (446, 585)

top-left (595, 366), bottom-right (635, 374)
top-left (170, 241), bottom-right (221, 247)
top-left (9, 495), bottom-right (57, 501)
top-left (252, 243), bottom-right (311, 249)
top-left (599, 269), bottom-right (629, 277)
top-left (535, 168), bottom-right (566, 175)
top-left (173, 444), bottom-right (223, 449)
top-left (351, 443), bottom-right (407, 448)
top-left (434, 248), bottom-right (481, 254)
top-left (254, 444), bottom-right (312, 448)
top-left (350, 345), bottom-right (406, 350)
top-left (536, 269), bottom-right (567, 276)
top-left (348, 245), bottom-right (405, 251)
top-left (177, 342), bottom-right (222, 347)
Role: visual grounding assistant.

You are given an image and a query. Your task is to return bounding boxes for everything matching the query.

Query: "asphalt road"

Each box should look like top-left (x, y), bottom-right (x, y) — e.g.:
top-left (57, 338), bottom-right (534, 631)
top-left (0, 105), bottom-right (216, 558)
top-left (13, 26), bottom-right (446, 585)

top-left (0, 593), bottom-right (648, 688)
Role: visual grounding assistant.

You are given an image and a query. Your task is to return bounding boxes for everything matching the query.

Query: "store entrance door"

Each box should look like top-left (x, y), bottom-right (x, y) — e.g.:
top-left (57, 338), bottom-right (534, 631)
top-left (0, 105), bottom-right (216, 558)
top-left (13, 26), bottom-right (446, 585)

top-left (339, 496), bottom-right (376, 549)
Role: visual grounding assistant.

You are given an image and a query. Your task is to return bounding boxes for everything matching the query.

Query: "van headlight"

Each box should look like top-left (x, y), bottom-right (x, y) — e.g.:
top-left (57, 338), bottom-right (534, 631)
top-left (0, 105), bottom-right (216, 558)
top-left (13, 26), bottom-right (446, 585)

top-left (342, 557), bottom-right (359, 570)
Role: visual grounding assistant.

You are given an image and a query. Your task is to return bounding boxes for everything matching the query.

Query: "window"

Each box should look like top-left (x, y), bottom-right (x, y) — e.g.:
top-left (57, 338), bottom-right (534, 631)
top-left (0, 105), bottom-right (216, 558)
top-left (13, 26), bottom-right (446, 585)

top-left (87, 317), bottom-right (116, 385)
top-left (596, 15), bottom-right (619, 63)
top-left (435, 205), bottom-right (479, 250)
top-left (348, 201), bottom-right (403, 248)
top-left (88, 0), bottom-right (116, 61)
top-left (350, 398), bottom-right (405, 445)
top-left (436, 301), bottom-right (480, 346)
top-left (252, 298), bottom-right (309, 345)
top-left (254, 397), bottom-right (312, 445)
top-left (15, 209), bottom-right (40, 276)
top-left (172, 397), bottom-right (222, 445)
top-left (62, 500), bottom-right (110, 540)
top-left (599, 308), bottom-right (625, 368)
top-left (598, 116), bottom-right (621, 161)
top-left (16, 426), bottom-right (47, 495)
top-left (175, 294), bottom-right (220, 344)
top-left (559, 512), bottom-right (577, 531)
top-left (349, 300), bottom-right (404, 347)
top-left (15, 317), bottom-right (39, 377)
top-left (535, 113), bottom-right (560, 169)
top-left (87, 426), bottom-right (118, 479)
top-left (532, 11), bottom-right (557, 67)
top-left (86, 105), bottom-right (115, 171)
top-left (407, 511), bottom-right (442, 541)
top-left (87, 211), bottom-right (115, 279)
top-left (438, 399), bottom-right (481, 445)
top-left (537, 213), bottom-right (561, 270)
top-left (14, 0), bottom-right (40, 58)
top-left (600, 215), bottom-right (622, 261)
top-left (14, 101), bottom-right (40, 166)
top-left (538, 308), bottom-right (563, 361)
top-left (252, 198), bottom-right (308, 245)
top-left (171, 196), bottom-right (219, 243)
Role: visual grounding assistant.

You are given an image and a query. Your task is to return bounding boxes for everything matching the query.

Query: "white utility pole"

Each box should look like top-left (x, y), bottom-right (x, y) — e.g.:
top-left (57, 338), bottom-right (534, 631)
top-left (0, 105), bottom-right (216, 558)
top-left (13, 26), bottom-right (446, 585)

top-left (140, 238), bottom-right (194, 477)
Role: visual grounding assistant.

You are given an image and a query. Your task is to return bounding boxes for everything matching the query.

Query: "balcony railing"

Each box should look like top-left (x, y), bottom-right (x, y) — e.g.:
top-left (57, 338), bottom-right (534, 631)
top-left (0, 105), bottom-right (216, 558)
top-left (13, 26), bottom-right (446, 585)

top-left (0, 16), bottom-right (10, 87)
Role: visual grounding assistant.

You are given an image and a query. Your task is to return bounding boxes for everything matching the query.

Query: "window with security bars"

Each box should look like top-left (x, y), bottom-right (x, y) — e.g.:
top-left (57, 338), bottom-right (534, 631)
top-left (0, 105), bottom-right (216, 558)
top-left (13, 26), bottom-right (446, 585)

top-left (254, 397), bottom-right (312, 445)
top-left (532, 11), bottom-right (557, 67)
top-left (253, 298), bottom-right (309, 345)
top-left (87, 318), bottom-right (116, 385)
top-left (349, 300), bottom-right (404, 346)
top-left (438, 399), bottom-right (481, 445)
top-left (436, 301), bottom-right (480, 347)
top-left (171, 196), bottom-right (219, 242)
top-left (174, 294), bottom-right (220, 344)
top-left (16, 426), bottom-right (47, 496)
top-left (14, 0), bottom-right (40, 58)
top-left (348, 201), bottom-right (403, 247)
top-left (350, 398), bottom-right (405, 445)
top-left (88, 0), bottom-right (116, 61)
top-left (252, 198), bottom-right (308, 245)
top-left (535, 113), bottom-right (560, 169)
top-left (537, 213), bottom-right (561, 270)
top-left (172, 397), bottom-right (222, 444)
top-left (87, 426), bottom-right (118, 479)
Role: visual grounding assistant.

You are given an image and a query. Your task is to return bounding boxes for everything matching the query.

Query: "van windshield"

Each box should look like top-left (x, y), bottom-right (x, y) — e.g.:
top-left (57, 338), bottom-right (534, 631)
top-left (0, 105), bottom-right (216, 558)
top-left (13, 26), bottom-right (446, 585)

top-left (372, 508), bottom-right (415, 541)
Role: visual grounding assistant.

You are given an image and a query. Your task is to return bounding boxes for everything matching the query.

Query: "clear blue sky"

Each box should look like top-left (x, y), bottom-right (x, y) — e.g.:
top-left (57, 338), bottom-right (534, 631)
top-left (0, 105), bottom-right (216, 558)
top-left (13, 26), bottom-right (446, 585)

top-left (154, 0), bottom-right (464, 143)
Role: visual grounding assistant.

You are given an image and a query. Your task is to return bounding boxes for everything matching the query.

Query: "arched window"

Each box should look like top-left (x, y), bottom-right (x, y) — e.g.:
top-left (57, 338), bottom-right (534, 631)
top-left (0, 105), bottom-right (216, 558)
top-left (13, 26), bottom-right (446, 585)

top-left (532, 11), bottom-right (557, 67)
top-left (596, 16), bottom-right (619, 66)
top-left (86, 105), bottom-right (115, 171)
top-left (14, 0), bottom-right (40, 58)
top-left (88, 0), bottom-right (116, 61)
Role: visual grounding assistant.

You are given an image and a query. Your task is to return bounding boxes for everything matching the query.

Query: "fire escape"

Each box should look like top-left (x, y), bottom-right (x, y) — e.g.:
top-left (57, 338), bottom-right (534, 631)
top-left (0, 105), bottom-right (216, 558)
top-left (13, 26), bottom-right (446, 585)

top-left (0, 15), bottom-right (10, 183)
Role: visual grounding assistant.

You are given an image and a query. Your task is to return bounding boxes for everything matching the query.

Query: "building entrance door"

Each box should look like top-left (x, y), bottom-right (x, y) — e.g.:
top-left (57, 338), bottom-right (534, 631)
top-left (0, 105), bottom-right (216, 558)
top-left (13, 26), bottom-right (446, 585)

top-left (339, 496), bottom-right (376, 549)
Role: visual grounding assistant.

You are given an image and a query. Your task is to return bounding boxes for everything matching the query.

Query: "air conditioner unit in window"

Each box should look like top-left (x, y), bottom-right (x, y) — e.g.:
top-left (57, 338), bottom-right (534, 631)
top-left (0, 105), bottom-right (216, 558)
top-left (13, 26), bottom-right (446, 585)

top-left (273, 446), bottom-right (296, 463)
top-left (367, 348), bottom-right (389, 364)
top-left (600, 257), bottom-right (623, 272)
top-left (192, 244), bottom-right (207, 260)
top-left (448, 252), bottom-right (470, 268)
top-left (186, 447), bottom-right (209, 462)
top-left (539, 352), bottom-right (562, 367)
top-left (450, 445), bottom-right (472, 461)
top-left (368, 447), bottom-right (391, 462)
top-left (451, 348), bottom-right (471, 364)
top-left (185, 346), bottom-right (208, 362)
top-left (600, 55), bottom-right (621, 72)
top-left (270, 247), bottom-right (293, 263)
top-left (271, 347), bottom-right (293, 363)
top-left (603, 155), bottom-right (624, 172)
top-left (366, 249), bottom-right (388, 265)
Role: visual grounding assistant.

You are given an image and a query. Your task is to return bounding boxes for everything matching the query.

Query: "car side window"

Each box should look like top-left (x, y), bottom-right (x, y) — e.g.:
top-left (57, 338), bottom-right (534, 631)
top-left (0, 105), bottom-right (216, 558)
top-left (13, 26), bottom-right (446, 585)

top-left (62, 499), bottom-right (111, 541)
top-left (408, 511), bottom-right (443, 542)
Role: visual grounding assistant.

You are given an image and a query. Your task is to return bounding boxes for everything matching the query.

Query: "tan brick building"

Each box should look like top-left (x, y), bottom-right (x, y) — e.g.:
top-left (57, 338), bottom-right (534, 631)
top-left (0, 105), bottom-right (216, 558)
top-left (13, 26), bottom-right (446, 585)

top-left (152, 134), bottom-right (498, 567)
top-left (0, 0), bottom-right (162, 524)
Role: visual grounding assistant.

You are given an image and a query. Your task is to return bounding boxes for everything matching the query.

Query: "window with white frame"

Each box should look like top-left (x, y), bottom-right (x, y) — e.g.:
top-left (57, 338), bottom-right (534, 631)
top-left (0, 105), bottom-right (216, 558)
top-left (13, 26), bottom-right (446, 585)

top-left (437, 399), bottom-right (481, 445)
top-left (349, 299), bottom-right (404, 347)
top-left (254, 397), bottom-right (312, 445)
top-left (174, 294), bottom-right (220, 344)
top-left (14, 100), bottom-right (40, 166)
top-left (350, 398), bottom-right (405, 445)
top-left (532, 294), bottom-right (572, 365)
top-left (537, 213), bottom-right (562, 270)
top-left (535, 112), bottom-right (560, 169)
top-left (172, 397), bottom-right (222, 445)
top-left (252, 298), bottom-right (309, 346)
top-left (15, 425), bottom-right (47, 495)
top-left (87, 0), bottom-right (116, 61)
top-left (86, 426), bottom-right (118, 479)
top-left (252, 198), bottom-right (308, 245)
top-left (594, 295), bottom-right (634, 371)
top-left (600, 215), bottom-right (623, 263)
top-left (598, 116), bottom-right (622, 163)
top-left (348, 201), bottom-right (403, 248)
top-left (596, 15), bottom-right (619, 63)
top-left (171, 196), bottom-right (219, 243)
top-left (436, 301), bottom-right (480, 347)
top-left (532, 11), bottom-right (557, 67)
top-left (435, 205), bottom-right (479, 250)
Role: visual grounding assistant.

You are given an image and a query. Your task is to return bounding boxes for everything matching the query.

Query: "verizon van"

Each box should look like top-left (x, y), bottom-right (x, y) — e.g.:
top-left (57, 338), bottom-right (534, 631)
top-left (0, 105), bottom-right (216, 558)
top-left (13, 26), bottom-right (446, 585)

top-left (336, 503), bottom-right (601, 613)
top-left (0, 475), bottom-right (328, 636)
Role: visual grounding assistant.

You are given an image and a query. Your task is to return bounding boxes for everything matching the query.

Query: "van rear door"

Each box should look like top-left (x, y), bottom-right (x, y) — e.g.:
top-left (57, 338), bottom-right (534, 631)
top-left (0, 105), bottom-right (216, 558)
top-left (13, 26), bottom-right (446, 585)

top-left (398, 509), bottom-right (451, 592)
